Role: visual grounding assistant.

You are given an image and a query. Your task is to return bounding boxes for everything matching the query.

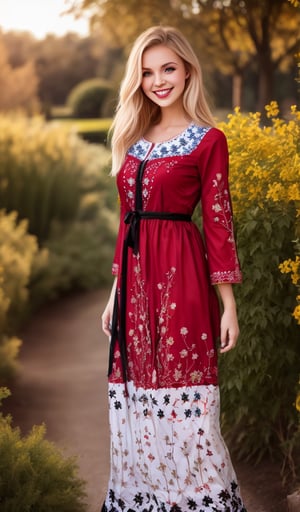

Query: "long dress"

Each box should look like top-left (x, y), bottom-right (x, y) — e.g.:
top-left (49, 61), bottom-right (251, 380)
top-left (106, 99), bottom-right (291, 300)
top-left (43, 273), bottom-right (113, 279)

top-left (102, 124), bottom-right (246, 512)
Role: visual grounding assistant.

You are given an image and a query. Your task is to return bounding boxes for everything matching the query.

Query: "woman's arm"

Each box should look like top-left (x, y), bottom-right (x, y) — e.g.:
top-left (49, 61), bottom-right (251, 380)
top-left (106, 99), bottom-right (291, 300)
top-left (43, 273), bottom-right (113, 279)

top-left (216, 282), bottom-right (240, 353)
top-left (101, 277), bottom-right (117, 337)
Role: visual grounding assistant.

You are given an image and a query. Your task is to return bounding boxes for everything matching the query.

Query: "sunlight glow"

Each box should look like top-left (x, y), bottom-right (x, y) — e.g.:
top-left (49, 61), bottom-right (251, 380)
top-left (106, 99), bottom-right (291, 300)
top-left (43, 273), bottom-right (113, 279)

top-left (0, 0), bottom-right (89, 39)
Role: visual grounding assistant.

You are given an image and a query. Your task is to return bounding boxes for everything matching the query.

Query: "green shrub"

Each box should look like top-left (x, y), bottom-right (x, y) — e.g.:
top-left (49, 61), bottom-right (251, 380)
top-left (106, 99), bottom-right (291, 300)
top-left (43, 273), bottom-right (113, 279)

top-left (0, 116), bottom-right (84, 241)
top-left (0, 388), bottom-right (87, 511)
top-left (52, 118), bottom-right (112, 145)
top-left (0, 210), bottom-right (40, 383)
top-left (67, 78), bottom-right (113, 119)
top-left (29, 217), bottom-right (116, 308)
top-left (0, 210), bottom-right (39, 331)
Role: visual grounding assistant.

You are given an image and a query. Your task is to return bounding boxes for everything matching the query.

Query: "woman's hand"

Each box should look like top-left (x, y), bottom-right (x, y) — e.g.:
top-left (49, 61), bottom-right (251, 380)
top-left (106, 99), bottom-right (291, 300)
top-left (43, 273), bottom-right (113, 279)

top-left (216, 283), bottom-right (240, 353)
top-left (219, 307), bottom-right (239, 353)
top-left (101, 278), bottom-right (117, 338)
top-left (101, 304), bottom-right (113, 337)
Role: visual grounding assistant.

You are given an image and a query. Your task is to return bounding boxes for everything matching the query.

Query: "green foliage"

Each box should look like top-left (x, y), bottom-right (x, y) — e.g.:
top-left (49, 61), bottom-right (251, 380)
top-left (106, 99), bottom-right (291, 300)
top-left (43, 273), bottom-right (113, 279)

top-left (29, 217), bottom-right (116, 308)
top-left (213, 106), bottom-right (300, 483)
top-left (28, 141), bottom-right (117, 307)
top-left (67, 78), bottom-right (113, 119)
top-left (0, 388), bottom-right (87, 511)
top-left (219, 205), bottom-right (299, 458)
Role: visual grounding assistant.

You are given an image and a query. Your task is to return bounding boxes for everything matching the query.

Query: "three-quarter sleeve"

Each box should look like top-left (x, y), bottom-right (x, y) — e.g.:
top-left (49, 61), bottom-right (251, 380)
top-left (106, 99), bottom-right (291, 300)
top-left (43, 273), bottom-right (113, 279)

top-left (199, 128), bottom-right (242, 284)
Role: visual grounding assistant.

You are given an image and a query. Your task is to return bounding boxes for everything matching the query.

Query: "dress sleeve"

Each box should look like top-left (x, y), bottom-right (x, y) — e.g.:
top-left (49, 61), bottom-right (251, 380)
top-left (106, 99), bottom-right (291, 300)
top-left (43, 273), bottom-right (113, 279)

top-left (199, 128), bottom-right (242, 284)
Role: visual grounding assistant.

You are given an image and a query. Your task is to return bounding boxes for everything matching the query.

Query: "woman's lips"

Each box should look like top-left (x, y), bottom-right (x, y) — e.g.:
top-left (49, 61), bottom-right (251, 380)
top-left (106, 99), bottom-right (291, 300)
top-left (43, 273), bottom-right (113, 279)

top-left (153, 88), bottom-right (173, 98)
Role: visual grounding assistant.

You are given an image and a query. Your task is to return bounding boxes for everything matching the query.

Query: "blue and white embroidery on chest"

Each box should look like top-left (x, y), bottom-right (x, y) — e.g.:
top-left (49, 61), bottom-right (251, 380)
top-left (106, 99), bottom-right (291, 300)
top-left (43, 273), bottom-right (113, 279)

top-left (128, 124), bottom-right (211, 161)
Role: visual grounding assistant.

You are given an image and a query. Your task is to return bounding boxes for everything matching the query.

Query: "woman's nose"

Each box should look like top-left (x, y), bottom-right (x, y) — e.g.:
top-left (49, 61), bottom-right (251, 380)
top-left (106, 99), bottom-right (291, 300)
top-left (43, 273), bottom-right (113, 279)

top-left (153, 73), bottom-right (165, 86)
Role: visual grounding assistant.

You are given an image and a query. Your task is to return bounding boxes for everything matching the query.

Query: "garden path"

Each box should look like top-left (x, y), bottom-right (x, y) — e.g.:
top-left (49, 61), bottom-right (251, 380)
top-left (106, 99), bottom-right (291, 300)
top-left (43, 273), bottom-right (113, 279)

top-left (4, 289), bottom-right (287, 512)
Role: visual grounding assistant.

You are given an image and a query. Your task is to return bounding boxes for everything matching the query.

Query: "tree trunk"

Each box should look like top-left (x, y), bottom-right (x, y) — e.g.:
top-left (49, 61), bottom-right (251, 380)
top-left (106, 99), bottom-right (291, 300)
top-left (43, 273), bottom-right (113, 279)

top-left (257, 59), bottom-right (274, 117)
top-left (232, 72), bottom-right (243, 109)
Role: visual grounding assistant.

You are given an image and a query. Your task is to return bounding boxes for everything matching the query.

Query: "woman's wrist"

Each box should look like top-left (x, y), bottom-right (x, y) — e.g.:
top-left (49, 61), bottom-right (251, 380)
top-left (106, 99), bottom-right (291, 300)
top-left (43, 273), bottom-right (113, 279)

top-left (216, 283), bottom-right (237, 311)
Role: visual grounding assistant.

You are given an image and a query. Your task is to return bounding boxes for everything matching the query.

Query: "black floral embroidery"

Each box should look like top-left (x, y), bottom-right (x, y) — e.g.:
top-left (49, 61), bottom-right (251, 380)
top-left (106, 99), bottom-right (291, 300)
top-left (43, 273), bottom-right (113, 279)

top-left (170, 504), bottom-right (182, 512)
top-left (117, 498), bottom-right (125, 510)
top-left (163, 394), bottom-right (171, 404)
top-left (103, 484), bottom-right (247, 511)
top-left (150, 394), bottom-right (158, 406)
top-left (187, 498), bottom-right (197, 510)
top-left (157, 409), bottom-right (165, 418)
top-left (114, 401), bottom-right (122, 410)
top-left (133, 493), bottom-right (143, 506)
top-left (184, 408), bottom-right (192, 418)
top-left (139, 393), bottom-right (149, 405)
top-left (181, 392), bottom-right (189, 402)
top-left (202, 495), bottom-right (213, 507)
top-left (219, 489), bottom-right (231, 503)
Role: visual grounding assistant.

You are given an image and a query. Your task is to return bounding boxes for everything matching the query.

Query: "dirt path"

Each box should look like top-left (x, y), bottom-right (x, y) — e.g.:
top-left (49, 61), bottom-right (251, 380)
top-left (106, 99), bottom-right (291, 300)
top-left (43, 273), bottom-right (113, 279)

top-left (4, 289), bottom-right (288, 512)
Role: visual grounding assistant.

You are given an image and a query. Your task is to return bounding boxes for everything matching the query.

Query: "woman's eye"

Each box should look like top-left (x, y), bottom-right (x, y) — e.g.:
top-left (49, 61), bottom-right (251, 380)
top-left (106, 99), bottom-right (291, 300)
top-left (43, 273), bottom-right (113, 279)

top-left (165, 66), bottom-right (176, 73)
top-left (142, 71), bottom-right (152, 77)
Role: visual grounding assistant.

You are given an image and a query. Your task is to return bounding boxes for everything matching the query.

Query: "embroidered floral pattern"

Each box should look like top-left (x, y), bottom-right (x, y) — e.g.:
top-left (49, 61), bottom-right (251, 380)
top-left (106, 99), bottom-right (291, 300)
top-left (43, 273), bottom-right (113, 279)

top-left (128, 124), bottom-right (211, 161)
top-left (102, 382), bottom-right (246, 512)
top-left (209, 173), bottom-right (242, 283)
top-left (113, 264), bottom-right (219, 389)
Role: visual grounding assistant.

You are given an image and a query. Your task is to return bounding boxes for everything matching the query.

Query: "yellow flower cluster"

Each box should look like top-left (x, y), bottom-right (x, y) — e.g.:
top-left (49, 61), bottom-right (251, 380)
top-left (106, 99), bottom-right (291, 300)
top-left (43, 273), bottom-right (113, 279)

top-left (279, 257), bottom-right (300, 324)
top-left (279, 257), bottom-right (300, 284)
top-left (265, 100), bottom-right (280, 118)
top-left (296, 392), bottom-right (300, 413)
top-left (218, 103), bottom-right (300, 214)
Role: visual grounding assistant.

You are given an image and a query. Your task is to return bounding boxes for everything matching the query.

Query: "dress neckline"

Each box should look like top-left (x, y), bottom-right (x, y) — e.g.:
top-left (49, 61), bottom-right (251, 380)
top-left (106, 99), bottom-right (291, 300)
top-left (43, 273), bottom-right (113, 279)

top-left (142, 122), bottom-right (194, 145)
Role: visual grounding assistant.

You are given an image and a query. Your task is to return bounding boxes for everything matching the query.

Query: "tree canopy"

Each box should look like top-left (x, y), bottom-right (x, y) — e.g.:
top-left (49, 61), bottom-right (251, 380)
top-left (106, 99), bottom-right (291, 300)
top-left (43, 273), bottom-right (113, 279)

top-left (66, 0), bottom-right (300, 112)
top-left (0, 35), bottom-right (39, 113)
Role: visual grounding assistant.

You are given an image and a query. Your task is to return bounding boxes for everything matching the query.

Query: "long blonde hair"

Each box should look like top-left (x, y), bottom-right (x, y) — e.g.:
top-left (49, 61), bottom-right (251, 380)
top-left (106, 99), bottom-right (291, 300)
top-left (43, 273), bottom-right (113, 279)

top-left (110, 25), bottom-right (216, 176)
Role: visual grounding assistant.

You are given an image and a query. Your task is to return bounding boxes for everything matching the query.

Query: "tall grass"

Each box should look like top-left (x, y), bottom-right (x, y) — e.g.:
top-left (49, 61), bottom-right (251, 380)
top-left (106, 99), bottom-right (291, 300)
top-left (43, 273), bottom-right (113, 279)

top-left (0, 116), bottom-right (99, 241)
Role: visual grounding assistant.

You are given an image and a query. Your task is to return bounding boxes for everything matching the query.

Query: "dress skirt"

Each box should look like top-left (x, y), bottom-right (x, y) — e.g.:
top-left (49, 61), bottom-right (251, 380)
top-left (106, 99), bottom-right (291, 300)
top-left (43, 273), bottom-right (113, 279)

top-left (102, 382), bottom-right (246, 512)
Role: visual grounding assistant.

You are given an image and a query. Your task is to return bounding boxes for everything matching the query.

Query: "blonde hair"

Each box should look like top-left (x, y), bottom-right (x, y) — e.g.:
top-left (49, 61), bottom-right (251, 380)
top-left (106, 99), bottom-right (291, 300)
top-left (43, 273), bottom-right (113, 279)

top-left (110, 25), bottom-right (216, 176)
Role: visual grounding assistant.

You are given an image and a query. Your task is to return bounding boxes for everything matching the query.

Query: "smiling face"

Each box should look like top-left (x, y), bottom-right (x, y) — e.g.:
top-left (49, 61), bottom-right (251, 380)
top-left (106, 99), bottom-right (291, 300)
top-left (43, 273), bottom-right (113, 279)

top-left (141, 44), bottom-right (189, 111)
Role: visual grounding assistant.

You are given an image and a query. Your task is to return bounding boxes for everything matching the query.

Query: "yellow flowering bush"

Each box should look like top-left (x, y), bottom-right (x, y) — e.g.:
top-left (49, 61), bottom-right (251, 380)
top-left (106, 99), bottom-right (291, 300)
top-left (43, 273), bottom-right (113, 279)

top-left (219, 103), bottom-right (300, 211)
top-left (216, 104), bottom-right (300, 482)
top-left (0, 210), bottom-right (40, 382)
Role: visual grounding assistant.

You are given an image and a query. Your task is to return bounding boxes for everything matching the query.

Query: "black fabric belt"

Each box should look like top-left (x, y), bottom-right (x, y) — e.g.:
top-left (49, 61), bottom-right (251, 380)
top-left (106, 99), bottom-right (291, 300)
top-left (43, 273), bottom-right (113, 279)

top-left (108, 160), bottom-right (192, 381)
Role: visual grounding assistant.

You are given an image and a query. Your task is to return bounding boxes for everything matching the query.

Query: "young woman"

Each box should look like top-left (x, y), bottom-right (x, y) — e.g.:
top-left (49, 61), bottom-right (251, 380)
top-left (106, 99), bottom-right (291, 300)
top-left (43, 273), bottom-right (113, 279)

top-left (101, 25), bottom-right (246, 512)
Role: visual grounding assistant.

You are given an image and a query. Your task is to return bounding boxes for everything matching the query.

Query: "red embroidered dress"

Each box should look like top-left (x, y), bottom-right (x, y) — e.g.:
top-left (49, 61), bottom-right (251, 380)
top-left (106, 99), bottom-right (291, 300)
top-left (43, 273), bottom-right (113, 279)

top-left (102, 125), bottom-right (246, 512)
